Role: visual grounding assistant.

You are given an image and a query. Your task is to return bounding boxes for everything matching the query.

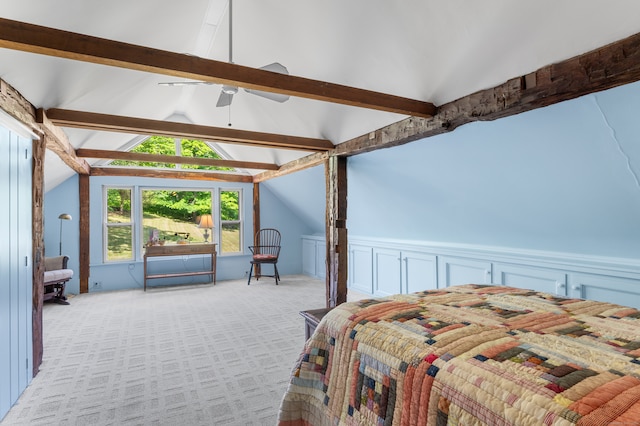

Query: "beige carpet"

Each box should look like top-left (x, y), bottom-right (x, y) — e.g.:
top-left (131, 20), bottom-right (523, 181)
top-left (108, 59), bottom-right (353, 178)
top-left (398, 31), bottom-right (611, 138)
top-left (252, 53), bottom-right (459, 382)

top-left (1, 275), bottom-right (330, 426)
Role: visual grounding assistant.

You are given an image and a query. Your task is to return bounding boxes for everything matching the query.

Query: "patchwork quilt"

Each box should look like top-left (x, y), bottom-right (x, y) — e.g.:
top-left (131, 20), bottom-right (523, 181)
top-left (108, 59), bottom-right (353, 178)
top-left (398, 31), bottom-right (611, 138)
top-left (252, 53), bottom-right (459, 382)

top-left (278, 285), bottom-right (640, 425)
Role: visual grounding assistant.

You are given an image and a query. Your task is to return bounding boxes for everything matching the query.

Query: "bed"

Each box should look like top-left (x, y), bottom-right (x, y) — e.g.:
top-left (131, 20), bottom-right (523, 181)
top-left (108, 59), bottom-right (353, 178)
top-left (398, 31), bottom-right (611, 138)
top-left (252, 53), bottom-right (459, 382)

top-left (278, 284), bottom-right (640, 425)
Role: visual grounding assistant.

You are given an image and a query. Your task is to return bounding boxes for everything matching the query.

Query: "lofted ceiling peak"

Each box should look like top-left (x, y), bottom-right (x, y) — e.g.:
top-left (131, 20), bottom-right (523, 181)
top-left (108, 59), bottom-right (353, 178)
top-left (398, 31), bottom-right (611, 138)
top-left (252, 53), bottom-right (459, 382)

top-left (0, 0), bottom-right (639, 189)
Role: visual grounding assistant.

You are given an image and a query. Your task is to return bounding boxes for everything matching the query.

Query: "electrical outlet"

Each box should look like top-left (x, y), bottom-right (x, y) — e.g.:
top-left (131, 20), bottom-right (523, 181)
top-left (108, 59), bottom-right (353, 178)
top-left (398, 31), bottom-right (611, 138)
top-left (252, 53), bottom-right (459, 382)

top-left (93, 281), bottom-right (102, 289)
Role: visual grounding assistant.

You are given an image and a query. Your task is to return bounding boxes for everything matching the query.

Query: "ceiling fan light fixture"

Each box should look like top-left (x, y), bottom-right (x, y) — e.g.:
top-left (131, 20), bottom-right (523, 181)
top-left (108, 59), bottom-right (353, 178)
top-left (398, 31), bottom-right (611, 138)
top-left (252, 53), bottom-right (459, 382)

top-left (222, 85), bottom-right (238, 95)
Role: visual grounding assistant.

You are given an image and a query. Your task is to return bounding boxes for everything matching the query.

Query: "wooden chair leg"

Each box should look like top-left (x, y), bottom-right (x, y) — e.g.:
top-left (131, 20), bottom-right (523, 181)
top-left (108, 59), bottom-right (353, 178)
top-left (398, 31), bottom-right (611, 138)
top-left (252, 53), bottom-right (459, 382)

top-left (247, 263), bottom-right (254, 285)
top-left (248, 262), bottom-right (280, 285)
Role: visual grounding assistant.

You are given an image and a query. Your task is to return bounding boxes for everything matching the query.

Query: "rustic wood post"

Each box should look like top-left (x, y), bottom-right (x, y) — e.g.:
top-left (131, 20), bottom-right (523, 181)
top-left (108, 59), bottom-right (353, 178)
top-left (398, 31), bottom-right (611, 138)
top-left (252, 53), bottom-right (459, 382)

top-left (79, 174), bottom-right (90, 293)
top-left (31, 136), bottom-right (45, 375)
top-left (253, 182), bottom-right (261, 277)
top-left (325, 155), bottom-right (348, 308)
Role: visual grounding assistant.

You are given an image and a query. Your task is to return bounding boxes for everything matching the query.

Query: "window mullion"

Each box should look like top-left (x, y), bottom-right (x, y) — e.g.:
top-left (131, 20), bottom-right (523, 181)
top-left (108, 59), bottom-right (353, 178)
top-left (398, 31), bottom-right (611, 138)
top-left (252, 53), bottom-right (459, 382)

top-left (175, 137), bottom-right (181, 170)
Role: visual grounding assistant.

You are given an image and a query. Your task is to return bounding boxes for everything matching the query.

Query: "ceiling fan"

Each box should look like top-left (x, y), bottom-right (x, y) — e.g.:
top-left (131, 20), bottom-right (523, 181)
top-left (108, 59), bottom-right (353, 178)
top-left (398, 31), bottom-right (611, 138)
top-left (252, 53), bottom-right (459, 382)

top-left (159, 0), bottom-right (289, 108)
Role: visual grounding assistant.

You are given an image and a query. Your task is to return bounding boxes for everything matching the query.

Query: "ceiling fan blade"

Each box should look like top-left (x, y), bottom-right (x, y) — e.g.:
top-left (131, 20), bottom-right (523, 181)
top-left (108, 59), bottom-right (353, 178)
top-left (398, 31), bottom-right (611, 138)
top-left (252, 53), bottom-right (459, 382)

top-left (159, 64), bottom-right (287, 88)
top-left (243, 62), bottom-right (290, 102)
top-left (216, 91), bottom-right (234, 107)
top-left (158, 81), bottom-right (213, 87)
top-left (244, 89), bottom-right (290, 103)
top-left (259, 62), bottom-right (289, 75)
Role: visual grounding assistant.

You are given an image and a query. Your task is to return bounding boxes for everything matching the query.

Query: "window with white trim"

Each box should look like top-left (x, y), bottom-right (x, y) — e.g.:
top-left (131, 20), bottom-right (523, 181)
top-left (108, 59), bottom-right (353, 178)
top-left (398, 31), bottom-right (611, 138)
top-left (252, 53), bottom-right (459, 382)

top-left (103, 186), bottom-right (243, 261)
top-left (105, 187), bottom-right (134, 261)
top-left (219, 189), bottom-right (242, 254)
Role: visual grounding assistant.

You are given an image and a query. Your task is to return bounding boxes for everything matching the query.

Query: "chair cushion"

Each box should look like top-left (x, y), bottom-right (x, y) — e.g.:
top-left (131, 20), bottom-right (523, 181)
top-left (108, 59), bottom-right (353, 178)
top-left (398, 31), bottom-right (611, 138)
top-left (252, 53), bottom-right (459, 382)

top-left (44, 256), bottom-right (67, 271)
top-left (44, 269), bottom-right (74, 284)
top-left (253, 254), bottom-right (277, 261)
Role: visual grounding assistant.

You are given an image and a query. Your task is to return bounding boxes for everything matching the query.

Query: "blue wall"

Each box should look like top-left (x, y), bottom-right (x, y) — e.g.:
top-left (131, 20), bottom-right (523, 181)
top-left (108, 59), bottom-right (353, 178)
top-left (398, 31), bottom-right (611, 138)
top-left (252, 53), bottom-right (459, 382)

top-left (348, 81), bottom-right (640, 258)
top-left (260, 182), bottom-right (317, 274)
top-left (262, 165), bottom-right (326, 235)
top-left (44, 174), bottom-right (314, 293)
top-left (250, 81), bottom-right (640, 261)
top-left (44, 175), bottom-right (80, 292)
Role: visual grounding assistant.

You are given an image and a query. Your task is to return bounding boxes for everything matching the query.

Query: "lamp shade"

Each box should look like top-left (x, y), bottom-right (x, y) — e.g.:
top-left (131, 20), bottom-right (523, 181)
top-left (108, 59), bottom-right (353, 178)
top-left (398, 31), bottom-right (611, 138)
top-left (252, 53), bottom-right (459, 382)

top-left (58, 213), bottom-right (72, 220)
top-left (198, 214), bottom-right (213, 229)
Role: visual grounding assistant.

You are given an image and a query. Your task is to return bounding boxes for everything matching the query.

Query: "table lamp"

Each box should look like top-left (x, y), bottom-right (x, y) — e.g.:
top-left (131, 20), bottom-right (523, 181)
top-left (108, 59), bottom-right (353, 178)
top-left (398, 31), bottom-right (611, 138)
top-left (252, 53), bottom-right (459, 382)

top-left (198, 214), bottom-right (213, 243)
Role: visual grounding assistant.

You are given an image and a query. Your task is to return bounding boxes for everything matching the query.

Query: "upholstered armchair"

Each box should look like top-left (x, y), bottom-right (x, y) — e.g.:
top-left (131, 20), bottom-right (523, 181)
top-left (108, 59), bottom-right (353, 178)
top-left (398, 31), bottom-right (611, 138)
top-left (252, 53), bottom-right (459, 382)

top-left (43, 256), bottom-right (73, 305)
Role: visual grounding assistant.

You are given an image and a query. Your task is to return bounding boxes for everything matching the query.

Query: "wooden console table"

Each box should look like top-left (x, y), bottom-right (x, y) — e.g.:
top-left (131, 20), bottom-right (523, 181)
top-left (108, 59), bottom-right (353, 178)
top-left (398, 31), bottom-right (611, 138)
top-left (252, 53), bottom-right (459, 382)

top-left (143, 243), bottom-right (217, 291)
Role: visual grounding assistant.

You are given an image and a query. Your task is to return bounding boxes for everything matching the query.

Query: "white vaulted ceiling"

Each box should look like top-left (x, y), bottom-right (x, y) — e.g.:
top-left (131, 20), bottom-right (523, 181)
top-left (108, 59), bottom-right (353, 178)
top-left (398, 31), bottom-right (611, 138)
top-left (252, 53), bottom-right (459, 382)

top-left (1, 0), bottom-right (640, 189)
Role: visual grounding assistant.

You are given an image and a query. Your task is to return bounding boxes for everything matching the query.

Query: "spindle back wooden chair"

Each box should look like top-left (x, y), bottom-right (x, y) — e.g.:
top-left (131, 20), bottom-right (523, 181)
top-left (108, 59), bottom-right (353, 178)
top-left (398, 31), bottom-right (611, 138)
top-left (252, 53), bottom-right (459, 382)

top-left (247, 228), bottom-right (281, 285)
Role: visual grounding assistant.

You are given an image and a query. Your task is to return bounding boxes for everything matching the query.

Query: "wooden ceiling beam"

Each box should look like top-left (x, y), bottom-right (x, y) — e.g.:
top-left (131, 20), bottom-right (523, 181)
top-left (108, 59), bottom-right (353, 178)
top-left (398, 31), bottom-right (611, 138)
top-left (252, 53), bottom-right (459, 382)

top-left (253, 151), bottom-right (328, 183)
top-left (46, 108), bottom-right (333, 151)
top-left (91, 167), bottom-right (252, 183)
top-left (335, 30), bottom-right (640, 157)
top-left (36, 109), bottom-right (90, 174)
top-left (363, 32), bottom-right (640, 156)
top-left (1, 80), bottom-right (91, 176)
top-left (77, 148), bottom-right (279, 171)
top-left (256, 30), bottom-right (640, 181)
top-left (0, 78), bottom-right (40, 134)
top-left (0, 17), bottom-right (436, 118)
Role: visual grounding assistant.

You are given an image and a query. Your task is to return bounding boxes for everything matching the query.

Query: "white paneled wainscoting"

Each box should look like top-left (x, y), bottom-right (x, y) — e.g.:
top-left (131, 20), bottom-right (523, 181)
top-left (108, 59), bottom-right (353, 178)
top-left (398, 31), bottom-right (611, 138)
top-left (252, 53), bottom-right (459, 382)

top-left (301, 235), bottom-right (326, 280)
top-left (301, 235), bottom-right (640, 308)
